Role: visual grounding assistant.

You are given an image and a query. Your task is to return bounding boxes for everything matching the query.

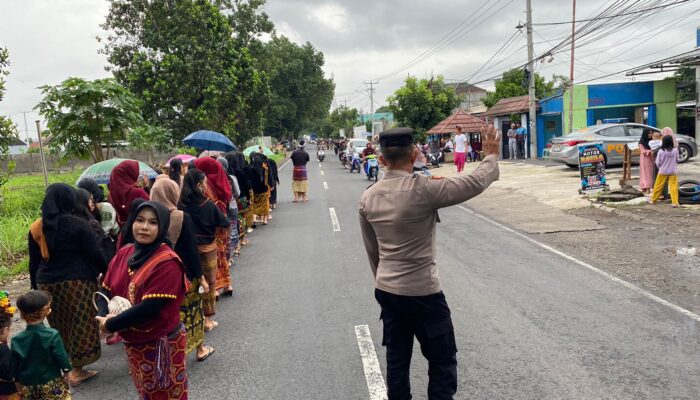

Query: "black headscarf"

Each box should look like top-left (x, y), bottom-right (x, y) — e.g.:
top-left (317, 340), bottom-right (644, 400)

top-left (127, 201), bottom-right (171, 270)
top-left (77, 178), bottom-right (105, 203)
top-left (639, 128), bottom-right (653, 149)
top-left (41, 183), bottom-right (77, 254)
top-left (226, 151), bottom-right (252, 197)
top-left (119, 198), bottom-right (146, 248)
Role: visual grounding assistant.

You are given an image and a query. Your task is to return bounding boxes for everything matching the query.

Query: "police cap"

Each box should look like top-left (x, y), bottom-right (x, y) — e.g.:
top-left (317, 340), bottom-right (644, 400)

top-left (379, 128), bottom-right (414, 148)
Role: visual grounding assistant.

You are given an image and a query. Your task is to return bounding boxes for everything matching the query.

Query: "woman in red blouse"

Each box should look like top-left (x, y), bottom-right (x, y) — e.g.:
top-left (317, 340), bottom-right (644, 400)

top-left (96, 201), bottom-right (188, 400)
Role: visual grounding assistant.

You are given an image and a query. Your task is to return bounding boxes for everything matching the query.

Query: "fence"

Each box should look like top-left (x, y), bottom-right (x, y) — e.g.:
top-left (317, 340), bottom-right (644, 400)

top-left (0, 150), bottom-right (177, 175)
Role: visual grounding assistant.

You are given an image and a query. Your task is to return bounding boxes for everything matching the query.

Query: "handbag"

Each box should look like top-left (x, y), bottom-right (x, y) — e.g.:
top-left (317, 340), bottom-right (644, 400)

top-left (92, 291), bottom-right (131, 316)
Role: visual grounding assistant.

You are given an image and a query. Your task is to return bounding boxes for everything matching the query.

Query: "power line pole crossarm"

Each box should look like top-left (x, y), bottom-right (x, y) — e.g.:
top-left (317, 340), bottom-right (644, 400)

top-left (526, 0), bottom-right (538, 159)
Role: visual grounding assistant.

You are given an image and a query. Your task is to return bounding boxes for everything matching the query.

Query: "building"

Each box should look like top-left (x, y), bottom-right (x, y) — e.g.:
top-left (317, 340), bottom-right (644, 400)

top-left (484, 95), bottom-right (536, 159)
top-left (562, 80), bottom-right (677, 135)
top-left (7, 137), bottom-right (27, 155)
top-left (447, 82), bottom-right (488, 110)
top-left (536, 93), bottom-right (564, 157)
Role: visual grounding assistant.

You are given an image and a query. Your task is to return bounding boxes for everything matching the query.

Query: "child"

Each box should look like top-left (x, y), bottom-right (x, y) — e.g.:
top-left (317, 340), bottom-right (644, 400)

top-left (0, 302), bottom-right (19, 400)
top-left (11, 291), bottom-right (72, 400)
top-left (651, 135), bottom-right (681, 208)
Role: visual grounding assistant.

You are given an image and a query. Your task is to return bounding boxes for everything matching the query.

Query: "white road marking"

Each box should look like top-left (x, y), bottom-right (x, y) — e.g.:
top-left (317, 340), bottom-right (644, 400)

top-left (323, 182), bottom-right (328, 190)
top-left (329, 207), bottom-right (341, 232)
top-left (354, 325), bottom-right (388, 400)
top-left (280, 159), bottom-right (292, 170)
top-left (456, 205), bottom-right (700, 324)
top-left (320, 170), bottom-right (325, 176)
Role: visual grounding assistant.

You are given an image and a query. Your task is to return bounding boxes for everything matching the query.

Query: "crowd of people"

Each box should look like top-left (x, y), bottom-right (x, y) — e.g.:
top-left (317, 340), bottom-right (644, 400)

top-left (0, 149), bottom-right (291, 399)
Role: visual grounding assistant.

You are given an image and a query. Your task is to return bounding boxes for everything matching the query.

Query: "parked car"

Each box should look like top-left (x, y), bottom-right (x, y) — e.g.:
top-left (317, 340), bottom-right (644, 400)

top-left (549, 123), bottom-right (697, 167)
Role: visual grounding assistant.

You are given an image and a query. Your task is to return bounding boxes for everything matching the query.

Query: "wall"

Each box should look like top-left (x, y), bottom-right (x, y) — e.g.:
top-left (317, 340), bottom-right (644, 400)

top-left (563, 85), bottom-right (588, 134)
top-left (653, 79), bottom-right (677, 131)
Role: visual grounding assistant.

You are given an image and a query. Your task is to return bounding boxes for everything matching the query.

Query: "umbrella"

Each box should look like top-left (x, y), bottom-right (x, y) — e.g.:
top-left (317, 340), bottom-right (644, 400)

top-left (243, 145), bottom-right (275, 157)
top-left (166, 154), bottom-right (196, 167)
top-left (182, 130), bottom-right (236, 152)
top-left (75, 158), bottom-right (158, 185)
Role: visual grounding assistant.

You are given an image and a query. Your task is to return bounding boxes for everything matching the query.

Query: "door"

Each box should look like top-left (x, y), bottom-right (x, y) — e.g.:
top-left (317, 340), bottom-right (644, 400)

top-left (501, 120), bottom-right (511, 159)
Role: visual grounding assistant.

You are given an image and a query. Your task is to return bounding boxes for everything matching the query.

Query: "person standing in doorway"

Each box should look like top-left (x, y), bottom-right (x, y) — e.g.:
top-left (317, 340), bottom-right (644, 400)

top-left (516, 122), bottom-right (527, 159)
top-left (507, 123), bottom-right (517, 160)
top-left (453, 126), bottom-right (468, 173)
top-left (359, 127), bottom-right (500, 400)
top-left (291, 141), bottom-right (311, 203)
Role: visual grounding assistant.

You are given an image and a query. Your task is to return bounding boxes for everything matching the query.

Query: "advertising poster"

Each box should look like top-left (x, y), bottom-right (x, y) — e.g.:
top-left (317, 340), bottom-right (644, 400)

top-left (578, 142), bottom-right (607, 193)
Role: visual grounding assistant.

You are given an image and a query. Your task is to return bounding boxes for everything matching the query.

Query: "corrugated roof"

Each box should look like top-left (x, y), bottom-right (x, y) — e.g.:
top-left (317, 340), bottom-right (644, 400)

top-left (484, 95), bottom-right (535, 116)
top-left (427, 109), bottom-right (488, 135)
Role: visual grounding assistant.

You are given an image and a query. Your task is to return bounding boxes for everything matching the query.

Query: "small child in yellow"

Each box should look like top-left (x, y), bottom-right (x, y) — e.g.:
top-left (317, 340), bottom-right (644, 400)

top-left (651, 135), bottom-right (681, 207)
top-left (11, 291), bottom-right (72, 399)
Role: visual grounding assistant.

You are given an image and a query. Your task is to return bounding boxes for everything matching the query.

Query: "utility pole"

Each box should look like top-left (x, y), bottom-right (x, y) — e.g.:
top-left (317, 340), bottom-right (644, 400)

top-left (526, 0), bottom-right (537, 159)
top-left (568, 0), bottom-right (576, 135)
top-left (22, 112), bottom-right (30, 144)
top-left (364, 80), bottom-right (378, 134)
top-left (35, 120), bottom-right (49, 189)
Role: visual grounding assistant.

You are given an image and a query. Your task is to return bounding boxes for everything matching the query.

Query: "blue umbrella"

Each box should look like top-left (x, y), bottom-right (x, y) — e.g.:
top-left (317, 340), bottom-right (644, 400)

top-left (182, 130), bottom-right (237, 152)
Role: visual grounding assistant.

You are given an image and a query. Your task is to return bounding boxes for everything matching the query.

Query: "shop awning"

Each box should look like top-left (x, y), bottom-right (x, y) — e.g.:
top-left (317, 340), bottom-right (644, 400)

top-left (626, 48), bottom-right (700, 76)
top-left (427, 109), bottom-right (488, 135)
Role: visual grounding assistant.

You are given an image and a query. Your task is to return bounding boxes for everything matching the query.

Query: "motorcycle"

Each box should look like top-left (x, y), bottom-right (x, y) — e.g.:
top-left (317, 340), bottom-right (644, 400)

top-left (317, 149), bottom-right (325, 162)
top-left (427, 148), bottom-right (442, 167)
top-left (364, 155), bottom-right (380, 181)
top-left (350, 153), bottom-right (362, 173)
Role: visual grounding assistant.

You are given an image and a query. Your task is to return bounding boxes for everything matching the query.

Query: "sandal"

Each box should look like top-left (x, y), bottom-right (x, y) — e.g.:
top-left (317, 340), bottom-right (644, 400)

top-left (204, 321), bottom-right (219, 332)
top-left (196, 346), bottom-right (216, 362)
top-left (69, 370), bottom-right (98, 387)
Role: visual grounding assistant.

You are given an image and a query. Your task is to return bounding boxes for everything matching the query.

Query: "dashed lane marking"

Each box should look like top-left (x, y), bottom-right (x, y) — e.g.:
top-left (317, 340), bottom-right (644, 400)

top-left (329, 207), bottom-right (340, 232)
top-left (323, 182), bottom-right (328, 190)
top-left (354, 325), bottom-right (388, 400)
top-left (320, 170), bottom-right (325, 176)
top-left (456, 205), bottom-right (700, 324)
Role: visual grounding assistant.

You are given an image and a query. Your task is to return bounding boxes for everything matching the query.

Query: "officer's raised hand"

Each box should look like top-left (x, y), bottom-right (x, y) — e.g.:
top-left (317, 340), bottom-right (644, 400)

top-left (481, 125), bottom-right (501, 156)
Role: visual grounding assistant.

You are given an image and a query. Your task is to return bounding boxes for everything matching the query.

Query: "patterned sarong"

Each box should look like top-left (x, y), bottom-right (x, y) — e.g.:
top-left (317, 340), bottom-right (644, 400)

top-left (251, 192), bottom-right (270, 217)
top-left (38, 280), bottom-right (101, 367)
top-left (292, 165), bottom-right (307, 181)
top-left (124, 325), bottom-right (188, 400)
top-left (17, 376), bottom-right (70, 400)
top-left (179, 278), bottom-right (204, 354)
top-left (199, 250), bottom-right (217, 316)
top-left (214, 227), bottom-right (231, 291)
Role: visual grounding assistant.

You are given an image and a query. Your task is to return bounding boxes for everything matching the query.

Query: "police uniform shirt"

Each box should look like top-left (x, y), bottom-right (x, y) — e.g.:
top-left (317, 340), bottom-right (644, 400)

top-left (358, 155), bottom-right (499, 297)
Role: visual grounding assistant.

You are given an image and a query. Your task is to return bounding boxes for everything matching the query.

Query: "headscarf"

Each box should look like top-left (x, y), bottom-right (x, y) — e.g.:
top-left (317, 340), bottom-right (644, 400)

top-left (226, 152), bottom-right (252, 198)
top-left (108, 160), bottom-right (149, 225)
top-left (217, 157), bottom-right (228, 172)
top-left (29, 183), bottom-right (76, 261)
top-left (128, 201), bottom-right (171, 270)
top-left (117, 198), bottom-right (146, 249)
top-left (661, 127), bottom-right (678, 148)
top-left (194, 157), bottom-right (231, 212)
top-left (78, 178), bottom-right (105, 203)
top-left (638, 128), bottom-right (652, 149)
top-left (150, 175), bottom-right (184, 246)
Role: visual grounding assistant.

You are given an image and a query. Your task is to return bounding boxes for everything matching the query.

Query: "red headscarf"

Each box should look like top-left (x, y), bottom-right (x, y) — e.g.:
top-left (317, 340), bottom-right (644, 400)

top-left (194, 157), bottom-right (232, 213)
top-left (108, 160), bottom-right (149, 226)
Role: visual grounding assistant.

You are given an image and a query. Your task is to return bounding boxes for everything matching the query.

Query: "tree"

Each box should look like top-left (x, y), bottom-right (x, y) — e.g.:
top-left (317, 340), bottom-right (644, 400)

top-left (674, 66), bottom-right (695, 102)
top-left (375, 105), bottom-right (391, 113)
top-left (482, 68), bottom-right (558, 108)
top-left (35, 77), bottom-right (145, 162)
top-left (0, 47), bottom-right (18, 191)
top-left (387, 75), bottom-right (458, 136)
top-left (100, 0), bottom-right (269, 143)
top-left (259, 35), bottom-right (335, 139)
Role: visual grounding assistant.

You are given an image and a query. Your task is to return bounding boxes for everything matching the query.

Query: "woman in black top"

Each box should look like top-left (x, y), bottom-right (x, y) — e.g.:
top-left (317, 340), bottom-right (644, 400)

top-left (178, 169), bottom-right (228, 332)
top-left (226, 152), bottom-right (253, 245)
top-left (27, 183), bottom-right (105, 386)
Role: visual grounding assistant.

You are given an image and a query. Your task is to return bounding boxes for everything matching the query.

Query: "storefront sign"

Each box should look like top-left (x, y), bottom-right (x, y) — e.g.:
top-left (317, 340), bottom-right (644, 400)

top-left (578, 142), bottom-right (607, 193)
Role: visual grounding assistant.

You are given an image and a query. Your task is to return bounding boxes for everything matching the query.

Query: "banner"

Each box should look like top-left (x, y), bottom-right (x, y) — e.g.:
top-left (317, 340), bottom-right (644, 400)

top-left (578, 142), bottom-right (607, 193)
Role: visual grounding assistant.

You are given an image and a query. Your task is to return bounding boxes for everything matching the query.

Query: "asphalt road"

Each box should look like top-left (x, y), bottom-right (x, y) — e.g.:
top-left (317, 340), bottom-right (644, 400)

top-left (75, 152), bottom-right (700, 399)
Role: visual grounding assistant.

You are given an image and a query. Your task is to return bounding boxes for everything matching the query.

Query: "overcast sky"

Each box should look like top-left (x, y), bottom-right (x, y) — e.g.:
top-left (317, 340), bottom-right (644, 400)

top-left (1, 0), bottom-right (697, 140)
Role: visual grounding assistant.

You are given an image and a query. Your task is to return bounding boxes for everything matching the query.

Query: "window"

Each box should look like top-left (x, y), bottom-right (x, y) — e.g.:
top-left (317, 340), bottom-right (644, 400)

top-left (626, 126), bottom-right (644, 137)
top-left (545, 120), bottom-right (556, 132)
top-left (600, 126), bottom-right (627, 137)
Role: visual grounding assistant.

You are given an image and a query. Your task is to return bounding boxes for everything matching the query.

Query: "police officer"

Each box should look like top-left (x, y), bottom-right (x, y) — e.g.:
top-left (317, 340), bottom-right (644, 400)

top-left (359, 126), bottom-right (500, 399)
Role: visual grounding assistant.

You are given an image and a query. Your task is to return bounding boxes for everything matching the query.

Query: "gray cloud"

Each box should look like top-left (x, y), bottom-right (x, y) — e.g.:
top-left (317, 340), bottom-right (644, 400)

top-left (1, 0), bottom-right (696, 139)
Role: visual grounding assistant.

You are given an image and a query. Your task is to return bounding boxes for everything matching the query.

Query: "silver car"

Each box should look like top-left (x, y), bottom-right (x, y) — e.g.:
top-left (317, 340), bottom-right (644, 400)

top-left (549, 123), bottom-right (697, 167)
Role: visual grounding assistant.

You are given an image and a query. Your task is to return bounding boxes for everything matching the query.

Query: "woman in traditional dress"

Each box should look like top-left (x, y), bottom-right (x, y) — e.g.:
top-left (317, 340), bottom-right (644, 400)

top-left (168, 158), bottom-right (188, 188)
top-left (217, 157), bottom-right (240, 265)
top-left (193, 157), bottom-right (233, 297)
top-left (225, 152), bottom-right (251, 251)
top-left (250, 153), bottom-right (271, 224)
top-left (27, 183), bottom-right (106, 387)
top-left (638, 128), bottom-right (655, 195)
top-left (179, 169), bottom-right (229, 332)
top-left (266, 156), bottom-right (280, 210)
top-left (108, 160), bottom-right (149, 227)
top-left (290, 143), bottom-right (310, 203)
top-left (96, 201), bottom-right (188, 399)
top-left (150, 176), bottom-right (215, 361)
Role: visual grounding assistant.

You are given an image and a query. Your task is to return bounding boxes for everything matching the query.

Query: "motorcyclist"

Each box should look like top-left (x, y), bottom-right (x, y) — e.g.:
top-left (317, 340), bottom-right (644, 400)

top-left (361, 143), bottom-right (378, 175)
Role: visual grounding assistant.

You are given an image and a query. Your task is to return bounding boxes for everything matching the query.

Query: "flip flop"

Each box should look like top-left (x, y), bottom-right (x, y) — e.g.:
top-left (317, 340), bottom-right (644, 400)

top-left (204, 321), bottom-right (219, 332)
top-left (196, 346), bottom-right (216, 362)
top-left (69, 370), bottom-right (98, 387)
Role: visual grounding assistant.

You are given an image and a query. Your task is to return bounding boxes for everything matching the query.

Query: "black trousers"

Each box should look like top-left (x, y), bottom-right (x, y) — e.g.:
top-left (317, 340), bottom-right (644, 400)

top-left (375, 289), bottom-right (458, 400)
top-left (516, 138), bottom-right (525, 159)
